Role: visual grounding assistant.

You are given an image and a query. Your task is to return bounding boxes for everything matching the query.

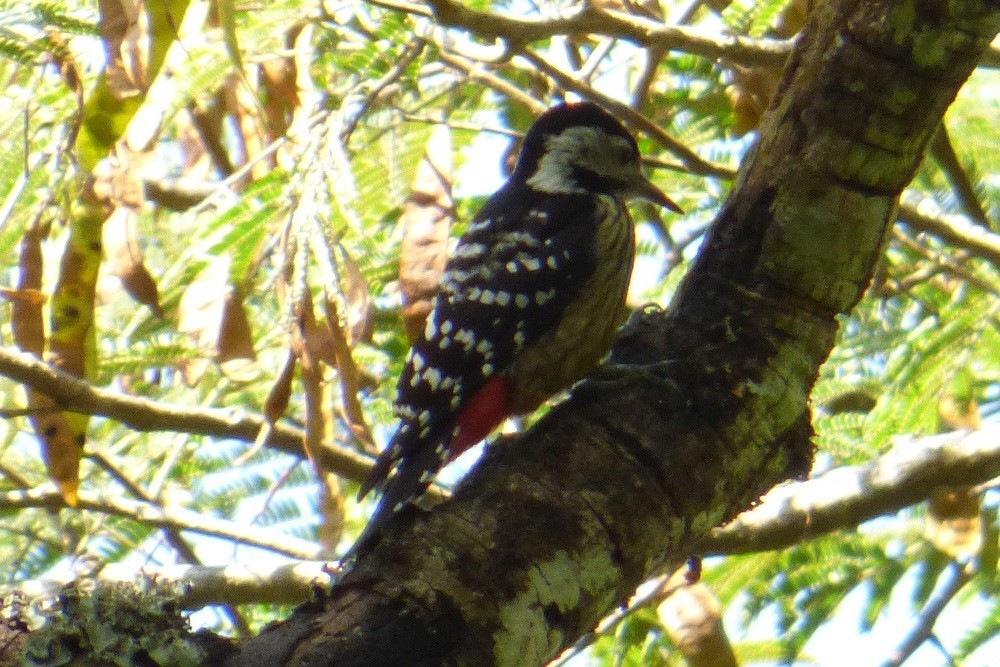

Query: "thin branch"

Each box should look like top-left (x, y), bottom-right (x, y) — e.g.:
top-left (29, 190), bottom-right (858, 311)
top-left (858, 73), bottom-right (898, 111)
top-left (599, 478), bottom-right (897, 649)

top-left (430, 46), bottom-right (547, 114)
top-left (405, 0), bottom-right (794, 67)
top-left (0, 347), bottom-right (370, 485)
top-left (879, 561), bottom-right (974, 667)
top-left (372, 0), bottom-right (1000, 71)
top-left (0, 348), bottom-right (450, 503)
top-left (928, 125), bottom-right (993, 230)
top-left (899, 194), bottom-right (1000, 270)
top-left (516, 48), bottom-right (733, 177)
top-left (701, 426), bottom-right (1000, 555)
top-left (86, 450), bottom-right (253, 636)
top-left (14, 423), bottom-right (991, 611)
top-left (0, 486), bottom-right (321, 560)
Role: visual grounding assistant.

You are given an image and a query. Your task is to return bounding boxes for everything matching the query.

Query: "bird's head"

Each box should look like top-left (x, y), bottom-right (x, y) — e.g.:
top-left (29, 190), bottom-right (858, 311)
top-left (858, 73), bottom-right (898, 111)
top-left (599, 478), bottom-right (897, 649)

top-left (514, 102), bottom-right (682, 213)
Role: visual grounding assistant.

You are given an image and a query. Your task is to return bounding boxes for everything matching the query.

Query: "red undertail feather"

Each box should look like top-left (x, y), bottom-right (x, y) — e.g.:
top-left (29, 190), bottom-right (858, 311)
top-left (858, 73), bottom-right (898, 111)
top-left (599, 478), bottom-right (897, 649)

top-left (450, 376), bottom-right (513, 458)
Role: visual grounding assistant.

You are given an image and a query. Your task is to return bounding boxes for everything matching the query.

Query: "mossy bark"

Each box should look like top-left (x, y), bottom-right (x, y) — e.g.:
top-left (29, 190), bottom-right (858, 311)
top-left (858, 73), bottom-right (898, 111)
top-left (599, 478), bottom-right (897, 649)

top-left (228, 0), bottom-right (1000, 664)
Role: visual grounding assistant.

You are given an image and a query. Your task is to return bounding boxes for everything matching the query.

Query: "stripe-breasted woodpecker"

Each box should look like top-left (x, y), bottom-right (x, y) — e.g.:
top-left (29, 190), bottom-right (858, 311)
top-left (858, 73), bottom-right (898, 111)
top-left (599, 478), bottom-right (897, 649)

top-left (352, 102), bottom-right (681, 554)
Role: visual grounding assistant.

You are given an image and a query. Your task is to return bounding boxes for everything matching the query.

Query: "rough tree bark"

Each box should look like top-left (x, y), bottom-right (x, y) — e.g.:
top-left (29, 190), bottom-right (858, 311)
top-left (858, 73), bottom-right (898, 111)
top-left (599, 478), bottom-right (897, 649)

top-left (227, 0), bottom-right (1000, 664)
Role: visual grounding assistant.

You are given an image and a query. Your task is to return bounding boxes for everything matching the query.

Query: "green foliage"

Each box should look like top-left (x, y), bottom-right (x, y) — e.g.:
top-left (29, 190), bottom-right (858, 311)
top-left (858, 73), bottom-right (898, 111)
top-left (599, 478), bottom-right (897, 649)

top-left (730, 533), bottom-right (911, 661)
top-left (0, 0), bottom-right (996, 663)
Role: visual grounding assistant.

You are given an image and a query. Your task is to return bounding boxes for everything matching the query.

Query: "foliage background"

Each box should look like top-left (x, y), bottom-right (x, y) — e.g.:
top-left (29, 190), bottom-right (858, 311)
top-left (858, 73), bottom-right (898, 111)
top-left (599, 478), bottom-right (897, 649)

top-left (0, 0), bottom-right (997, 664)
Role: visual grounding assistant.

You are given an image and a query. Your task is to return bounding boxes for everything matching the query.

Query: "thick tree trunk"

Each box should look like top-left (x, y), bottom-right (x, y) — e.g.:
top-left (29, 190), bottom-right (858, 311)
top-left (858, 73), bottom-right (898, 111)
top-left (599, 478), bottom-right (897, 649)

top-left (228, 1), bottom-right (1000, 664)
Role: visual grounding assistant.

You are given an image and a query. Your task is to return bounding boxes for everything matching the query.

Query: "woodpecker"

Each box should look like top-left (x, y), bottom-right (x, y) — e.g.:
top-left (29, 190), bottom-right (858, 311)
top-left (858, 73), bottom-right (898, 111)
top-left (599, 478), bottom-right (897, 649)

top-left (353, 102), bottom-right (680, 553)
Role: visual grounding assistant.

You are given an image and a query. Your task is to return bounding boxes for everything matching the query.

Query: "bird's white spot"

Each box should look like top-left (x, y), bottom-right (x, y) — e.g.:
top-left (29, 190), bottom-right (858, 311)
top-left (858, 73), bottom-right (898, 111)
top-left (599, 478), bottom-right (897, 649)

top-left (419, 470), bottom-right (432, 483)
top-left (419, 426), bottom-right (430, 437)
top-left (466, 218), bottom-right (493, 234)
top-left (424, 314), bottom-right (437, 339)
top-left (455, 328), bottom-right (476, 351)
top-left (411, 353), bottom-right (425, 372)
top-left (521, 256), bottom-right (541, 271)
top-left (480, 289), bottom-right (495, 305)
top-left (506, 261), bottom-right (518, 273)
top-left (440, 320), bottom-right (453, 335)
top-left (450, 395), bottom-right (461, 408)
top-left (468, 286), bottom-right (482, 301)
top-left (546, 256), bottom-right (559, 270)
top-left (515, 294), bottom-right (530, 308)
top-left (482, 363), bottom-right (494, 375)
top-left (535, 289), bottom-right (556, 305)
top-left (438, 336), bottom-right (451, 349)
top-left (495, 291), bottom-right (511, 306)
top-left (514, 331), bottom-right (525, 346)
top-left (418, 410), bottom-right (431, 424)
top-left (457, 243), bottom-right (486, 258)
top-left (423, 367), bottom-right (443, 390)
top-left (446, 268), bottom-right (469, 283)
top-left (476, 339), bottom-right (493, 356)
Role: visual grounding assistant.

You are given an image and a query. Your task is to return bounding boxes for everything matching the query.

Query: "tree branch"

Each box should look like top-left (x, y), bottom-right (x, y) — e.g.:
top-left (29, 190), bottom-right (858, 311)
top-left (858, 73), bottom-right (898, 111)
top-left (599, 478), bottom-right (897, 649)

top-left (225, 2), bottom-right (1000, 664)
top-left (377, 0), bottom-right (1000, 71)
top-left (0, 346), bottom-right (372, 484)
top-left (899, 194), bottom-right (1000, 271)
top-left (701, 426), bottom-right (1000, 555)
top-left (414, 0), bottom-right (793, 67)
top-left (20, 423), bottom-right (988, 610)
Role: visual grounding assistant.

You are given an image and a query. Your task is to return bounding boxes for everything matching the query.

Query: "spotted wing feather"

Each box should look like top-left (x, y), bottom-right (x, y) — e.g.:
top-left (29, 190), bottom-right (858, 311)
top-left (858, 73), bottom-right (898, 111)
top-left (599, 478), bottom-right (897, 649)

top-left (357, 186), bottom-right (606, 537)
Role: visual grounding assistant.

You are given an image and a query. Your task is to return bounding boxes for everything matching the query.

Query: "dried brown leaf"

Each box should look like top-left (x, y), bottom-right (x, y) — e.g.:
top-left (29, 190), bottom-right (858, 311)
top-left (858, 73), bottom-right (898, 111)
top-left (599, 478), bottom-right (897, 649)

top-left (336, 246), bottom-right (373, 346)
top-left (398, 125), bottom-right (454, 342)
top-left (294, 292), bottom-right (325, 467)
top-left (218, 292), bottom-right (260, 382)
top-left (27, 394), bottom-right (82, 506)
top-left (927, 487), bottom-right (983, 560)
top-left (726, 0), bottom-right (807, 136)
top-left (102, 208), bottom-right (163, 317)
top-left (259, 54), bottom-right (298, 140)
top-left (99, 0), bottom-right (148, 97)
top-left (264, 348), bottom-right (297, 424)
top-left (10, 223), bottom-right (80, 504)
top-left (324, 298), bottom-right (375, 453)
top-left (189, 91), bottom-right (237, 178)
top-left (11, 224), bottom-right (45, 355)
top-left (43, 29), bottom-right (84, 147)
top-left (177, 258), bottom-right (229, 385)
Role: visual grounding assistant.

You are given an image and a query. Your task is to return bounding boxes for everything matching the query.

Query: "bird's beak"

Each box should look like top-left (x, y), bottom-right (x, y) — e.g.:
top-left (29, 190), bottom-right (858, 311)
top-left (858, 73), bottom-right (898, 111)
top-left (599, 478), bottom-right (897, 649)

top-left (634, 175), bottom-right (683, 214)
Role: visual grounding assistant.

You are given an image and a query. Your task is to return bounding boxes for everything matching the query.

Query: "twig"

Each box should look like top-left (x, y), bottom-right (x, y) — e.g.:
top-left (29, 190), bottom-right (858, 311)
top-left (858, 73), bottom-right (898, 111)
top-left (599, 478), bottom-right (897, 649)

top-left (879, 561), bottom-right (973, 667)
top-left (0, 347), bottom-right (448, 500)
top-left (516, 48), bottom-right (733, 177)
top-left (397, 0), bottom-right (793, 67)
top-left (86, 450), bottom-right (253, 636)
top-left (0, 347), bottom-right (366, 484)
top-left (928, 125), bottom-right (994, 230)
top-left (0, 486), bottom-right (321, 560)
top-left (899, 194), bottom-right (1000, 270)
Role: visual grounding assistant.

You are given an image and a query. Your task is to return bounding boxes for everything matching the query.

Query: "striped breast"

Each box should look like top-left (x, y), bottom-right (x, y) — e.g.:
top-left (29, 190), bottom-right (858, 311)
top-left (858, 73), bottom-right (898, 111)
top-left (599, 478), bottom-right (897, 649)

top-left (507, 194), bottom-right (635, 401)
